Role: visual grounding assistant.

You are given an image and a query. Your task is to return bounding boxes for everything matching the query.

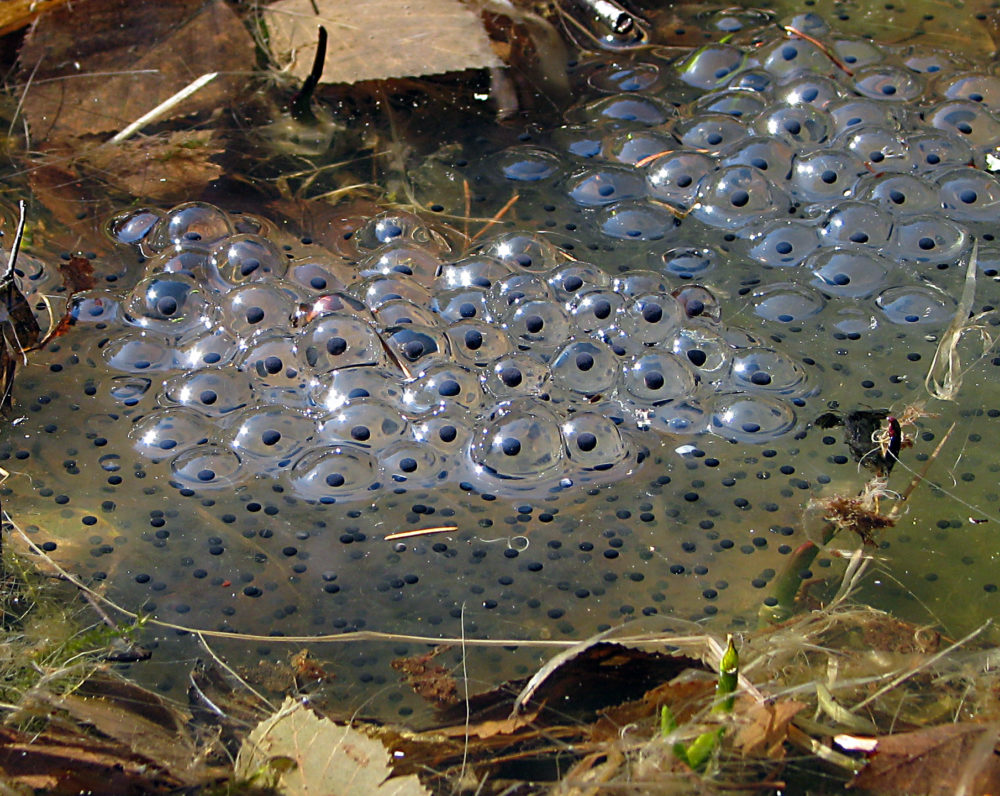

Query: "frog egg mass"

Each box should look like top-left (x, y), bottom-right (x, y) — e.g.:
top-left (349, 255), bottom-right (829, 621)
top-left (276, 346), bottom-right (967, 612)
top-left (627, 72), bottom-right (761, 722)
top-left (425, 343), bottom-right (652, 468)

top-left (5, 12), bottom-right (1000, 702)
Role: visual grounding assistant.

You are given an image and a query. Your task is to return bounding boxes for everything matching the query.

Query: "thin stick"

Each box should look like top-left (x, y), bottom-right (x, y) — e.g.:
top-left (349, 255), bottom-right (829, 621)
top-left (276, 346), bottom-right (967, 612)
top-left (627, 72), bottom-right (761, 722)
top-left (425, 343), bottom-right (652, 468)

top-left (783, 25), bottom-right (853, 76)
top-left (383, 526), bottom-right (458, 541)
top-left (109, 72), bottom-right (218, 143)
top-left (195, 631), bottom-right (276, 712)
top-left (469, 194), bottom-right (520, 243)
top-left (4, 200), bottom-right (27, 281)
top-left (462, 178), bottom-right (472, 243)
top-left (891, 422), bottom-right (956, 513)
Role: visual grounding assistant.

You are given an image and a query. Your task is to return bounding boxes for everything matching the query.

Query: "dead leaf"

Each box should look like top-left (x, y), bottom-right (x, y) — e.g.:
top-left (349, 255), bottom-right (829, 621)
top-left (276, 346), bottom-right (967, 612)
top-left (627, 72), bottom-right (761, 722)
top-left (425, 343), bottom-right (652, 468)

top-left (435, 705), bottom-right (543, 740)
top-left (79, 130), bottom-right (224, 202)
top-left (850, 722), bottom-right (1000, 795)
top-left (264, 0), bottom-right (502, 85)
top-left (733, 698), bottom-right (806, 759)
top-left (236, 696), bottom-right (430, 795)
top-left (18, 0), bottom-right (253, 145)
top-left (0, 0), bottom-right (70, 37)
top-left (391, 646), bottom-right (459, 707)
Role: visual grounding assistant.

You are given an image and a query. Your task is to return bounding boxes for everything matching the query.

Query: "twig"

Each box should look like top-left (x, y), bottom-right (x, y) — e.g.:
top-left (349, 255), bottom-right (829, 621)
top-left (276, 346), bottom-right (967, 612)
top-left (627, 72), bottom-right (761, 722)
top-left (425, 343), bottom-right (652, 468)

top-left (383, 526), bottom-right (458, 541)
top-left (469, 194), bottom-right (520, 243)
top-left (109, 72), bottom-right (218, 143)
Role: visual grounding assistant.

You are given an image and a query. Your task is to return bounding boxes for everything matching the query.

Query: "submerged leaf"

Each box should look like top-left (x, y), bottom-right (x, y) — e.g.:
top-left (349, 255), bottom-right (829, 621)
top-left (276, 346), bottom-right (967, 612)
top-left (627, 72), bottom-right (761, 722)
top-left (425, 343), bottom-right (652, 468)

top-left (264, 0), bottom-right (502, 84)
top-left (236, 696), bottom-right (430, 795)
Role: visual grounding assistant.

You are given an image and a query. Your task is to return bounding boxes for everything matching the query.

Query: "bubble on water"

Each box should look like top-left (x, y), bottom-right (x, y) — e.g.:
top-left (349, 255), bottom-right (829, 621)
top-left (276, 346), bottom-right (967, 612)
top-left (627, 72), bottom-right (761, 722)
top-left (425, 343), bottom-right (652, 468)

top-left (691, 165), bottom-right (791, 229)
top-left (130, 408), bottom-right (212, 459)
top-left (289, 446), bottom-right (381, 501)
top-left (747, 220), bottom-right (820, 267)
top-left (567, 167), bottom-right (646, 207)
top-left (645, 151), bottom-right (716, 209)
top-left (820, 200), bottom-right (893, 247)
top-left (876, 285), bottom-right (955, 325)
top-left (316, 400), bottom-right (408, 448)
top-left (752, 283), bottom-right (826, 322)
top-left (493, 146), bottom-right (563, 182)
top-left (936, 167), bottom-right (1000, 222)
top-left (163, 368), bottom-right (252, 416)
top-left (597, 200), bottom-right (680, 240)
top-left (853, 65), bottom-right (924, 101)
top-left (806, 248), bottom-right (891, 298)
top-left (227, 406), bottom-right (314, 462)
top-left (709, 393), bottom-right (797, 442)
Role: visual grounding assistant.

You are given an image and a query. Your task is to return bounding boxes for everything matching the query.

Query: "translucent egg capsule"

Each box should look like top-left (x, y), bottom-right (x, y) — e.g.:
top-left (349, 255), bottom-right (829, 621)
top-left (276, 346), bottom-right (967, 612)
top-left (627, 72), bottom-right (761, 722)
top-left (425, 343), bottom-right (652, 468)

top-left (287, 256), bottom-right (349, 295)
top-left (830, 37), bottom-right (884, 69)
top-left (352, 212), bottom-right (437, 251)
top-left (653, 245), bottom-right (719, 278)
top-left (730, 347), bottom-right (808, 394)
top-left (480, 232), bottom-right (565, 272)
top-left (298, 314), bottom-right (385, 374)
top-left (672, 113), bottom-right (748, 152)
top-left (820, 200), bottom-right (893, 247)
top-left (106, 207), bottom-right (164, 248)
top-left (549, 339), bottom-right (620, 395)
top-left (708, 393), bottom-right (796, 442)
top-left (373, 299), bottom-right (438, 328)
top-left (569, 94), bottom-right (674, 127)
top-left (826, 98), bottom-right (900, 136)
top-left (402, 364), bottom-right (483, 414)
top-left (236, 334), bottom-right (310, 406)
top-left (691, 165), bottom-right (791, 229)
top-left (123, 273), bottom-right (211, 336)
top-left (855, 173), bottom-right (940, 214)
top-left (381, 326), bottom-right (450, 371)
top-left (379, 440), bottom-right (446, 487)
top-left (936, 167), bottom-right (1000, 223)
top-left (621, 352), bottom-right (697, 405)
top-left (152, 202), bottom-right (233, 251)
top-left (597, 200), bottom-right (680, 241)
top-left (853, 65), bottom-right (924, 101)
top-left (433, 288), bottom-right (490, 323)
top-left (411, 406), bottom-right (473, 455)
top-left (310, 367), bottom-right (404, 412)
top-left (566, 166), bottom-right (646, 207)
top-left (501, 298), bottom-right (572, 349)
top-left (443, 320), bottom-right (512, 366)
top-left (130, 407), bottom-right (212, 459)
top-left (492, 146), bottom-right (563, 182)
top-left (672, 285), bottom-right (722, 322)
top-left (356, 244), bottom-right (441, 286)
top-left (209, 234), bottom-right (287, 288)
top-left (487, 273), bottom-right (552, 317)
top-left (752, 283), bottom-right (826, 323)
top-left (289, 446), bottom-right (381, 502)
top-left (876, 285), bottom-right (955, 325)
top-left (174, 328), bottom-right (240, 369)
top-left (925, 100), bottom-right (1000, 150)
top-left (675, 44), bottom-right (749, 90)
top-left (561, 412), bottom-right (630, 471)
top-left (470, 403), bottom-right (564, 481)
top-left (617, 293), bottom-right (684, 348)
top-left (645, 151), bottom-right (716, 210)
top-left (889, 215), bottom-right (969, 263)
top-left (806, 248), bottom-right (890, 298)
top-left (436, 256), bottom-right (511, 291)
top-left (545, 263), bottom-right (611, 303)
top-left (226, 406), bottom-right (315, 462)
top-left (353, 276), bottom-right (431, 312)
top-left (568, 290), bottom-right (623, 336)
top-left (906, 131), bottom-right (974, 173)
top-left (586, 60), bottom-right (664, 93)
top-left (834, 125), bottom-right (912, 171)
top-left (719, 136), bottom-right (795, 180)
top-left (936, 72), bottom-right (1000, 112)
top-left (169, 445), bottom-right (243, 489)
top-left (67, 291), bottom-right (120, 325)
top-left (316, 400), bottom-right (408, 448)
top-left (790, 149), bottom-right (867, 202)
top-left (103, 333), bottom-right (176, 373)
top-left (773, 74), bottom-right (846, 109)
top-left (221, 282), bottom-right (297, 340)
top-left (668, 325), bottom-right (730, 375)
top-left (549, 124), bottom-right (603, 159)
top-left (600, 129), bottom-right (678, 166)
top-left (747, 220), bottom-right (820, 267)
top-left (758, 36), bottom-right (834, 79)
top-left (481, 353), bottom-right (551, 400)
top-left (753, 104), bottom-right (831, 147)
top-left (162, 368), bottom-right (253, 417)
top-left (689, 90), bottom-right (767, 119)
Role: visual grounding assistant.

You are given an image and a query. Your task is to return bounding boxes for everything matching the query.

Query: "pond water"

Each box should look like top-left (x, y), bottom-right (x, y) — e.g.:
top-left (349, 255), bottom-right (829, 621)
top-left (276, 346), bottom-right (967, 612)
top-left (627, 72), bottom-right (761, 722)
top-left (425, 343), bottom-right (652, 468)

top-left (2, 2), bottom-right (1000, 719)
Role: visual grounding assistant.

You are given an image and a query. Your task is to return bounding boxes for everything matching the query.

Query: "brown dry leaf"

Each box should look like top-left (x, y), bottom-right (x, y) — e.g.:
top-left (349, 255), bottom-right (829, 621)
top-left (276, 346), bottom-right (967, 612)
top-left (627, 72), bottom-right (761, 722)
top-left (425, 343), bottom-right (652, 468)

top-left (264, 0), bottom-right (502, 84)
top-left (391, 647), bottom-right (459, 707)
top-left (435, 705), bottom-right (543, 740)
top-left (732, 698), bottom-right (806, 759)
top-left (0, 0), bottom-right (70, 37)
top-left (850, 722), bottom-right (1000, 795)
top-left (236, 696), bottom-right (430, 795)
top-left (79, 130), bottom-right (224, 203)
top-left (18, 0), bottom-right (253, 145)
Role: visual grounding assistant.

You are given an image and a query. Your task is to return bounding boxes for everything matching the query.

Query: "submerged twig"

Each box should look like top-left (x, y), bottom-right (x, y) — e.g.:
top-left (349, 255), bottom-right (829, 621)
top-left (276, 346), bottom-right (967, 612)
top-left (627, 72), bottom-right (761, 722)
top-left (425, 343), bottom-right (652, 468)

top-left (109, 72), bottom-right (218, 143)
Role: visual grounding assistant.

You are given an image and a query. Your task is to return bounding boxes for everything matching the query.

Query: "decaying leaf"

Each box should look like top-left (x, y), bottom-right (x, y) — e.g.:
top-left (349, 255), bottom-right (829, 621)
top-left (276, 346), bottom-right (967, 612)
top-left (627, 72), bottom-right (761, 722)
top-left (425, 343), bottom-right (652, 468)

top-left (732, 698), bottom-right (806, 758)
top-left (850, 722), bottom-right (1000, 795)
top-left (17, 0), bottom-right (253, 145)
top-left (391, 646), bottom-right (459, 707)
top-left (264, 0), bottom-right (502, 85)
top-left (236, 696), bottom-right (430, 795)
